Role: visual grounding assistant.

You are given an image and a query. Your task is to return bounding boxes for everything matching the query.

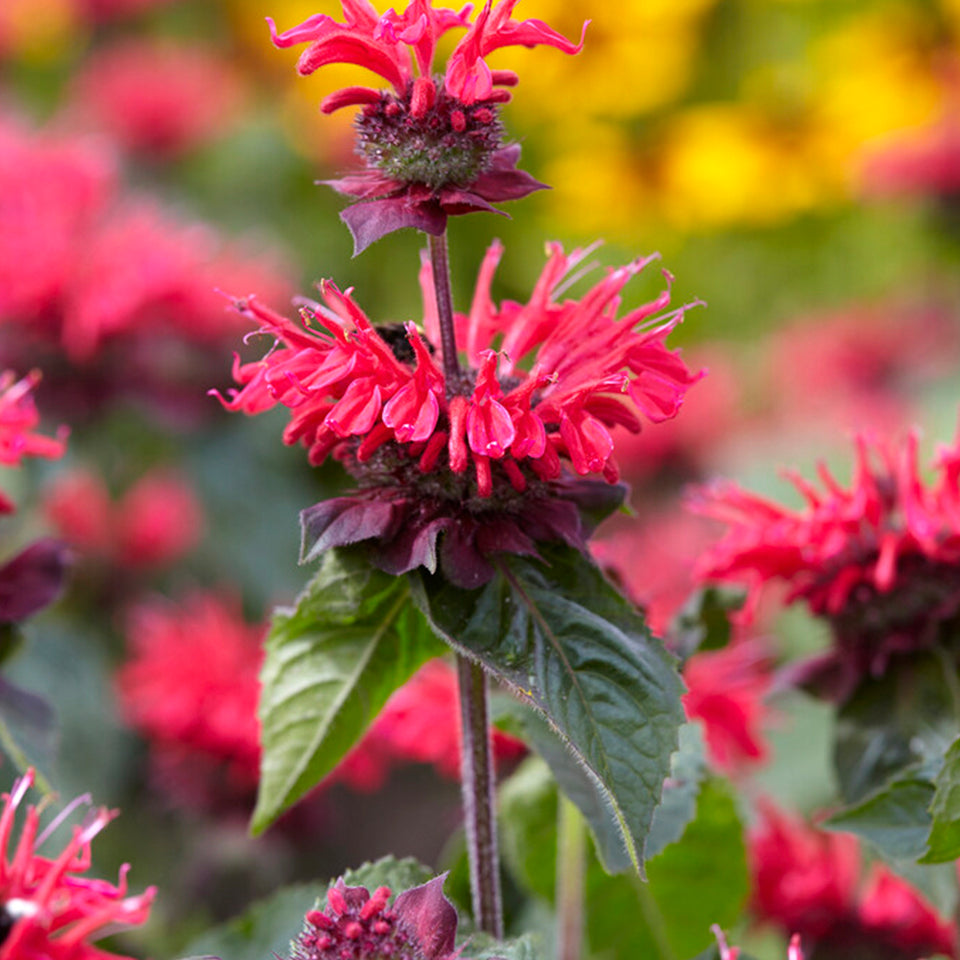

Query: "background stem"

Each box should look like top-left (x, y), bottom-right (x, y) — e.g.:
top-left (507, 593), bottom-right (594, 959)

top-left (457, 654), bottom-right (504, 938)
top-left (557, 791), bottom-right (587, 960)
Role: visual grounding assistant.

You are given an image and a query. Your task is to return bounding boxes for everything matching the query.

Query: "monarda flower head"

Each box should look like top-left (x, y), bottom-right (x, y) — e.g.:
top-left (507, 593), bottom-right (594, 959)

top-left (217, 241), bottom-right (701, 587)
top-left (0, 769), bottom-right (155, 960)
top-left (268, 0), bottom-right (586, 252)
top-left (690, 422), bottom-right (960, 702)
top-left (290, 875), bottom-right (460, 960)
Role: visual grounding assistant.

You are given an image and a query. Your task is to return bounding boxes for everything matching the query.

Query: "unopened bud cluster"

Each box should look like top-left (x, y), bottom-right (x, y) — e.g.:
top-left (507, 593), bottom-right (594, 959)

top-left (356, 78), bottom-right (505, 190)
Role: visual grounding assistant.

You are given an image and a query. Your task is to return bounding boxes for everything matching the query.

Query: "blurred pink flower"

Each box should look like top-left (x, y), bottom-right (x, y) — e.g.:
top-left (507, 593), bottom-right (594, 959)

top-left (0, 117), bottom-right (115, 326)
top-left (0, 768), bottom-right (155, 960)
top-left (0, 117), bottom-right (296, 414)
top-left (592, 507), bottom-right (719, 636)
top-left (682, 642), bottom-right (772, 776)
top-left (44, 466), bottom-right (203, 568)
top-left (690, 423), bottom-right (960, 701)
top-left (762, 305), bottom-right (958, 437)
top-left (0, 370), bottom-right (67, 514)
top-left (70, 39), bottom-right (243, 158)
top-left (219, 242), bottom-right (700, 586)
top-left (269, 1), bottom-right (586, 250)
top-left (75, 0), bottom-right (178, 22)
top-left (750, 802), bottom-right (956, 959)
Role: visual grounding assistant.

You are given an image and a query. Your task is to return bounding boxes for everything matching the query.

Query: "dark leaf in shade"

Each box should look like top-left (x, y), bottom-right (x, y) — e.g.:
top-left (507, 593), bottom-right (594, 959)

top-left (0, 539), bottom-right (71, 624)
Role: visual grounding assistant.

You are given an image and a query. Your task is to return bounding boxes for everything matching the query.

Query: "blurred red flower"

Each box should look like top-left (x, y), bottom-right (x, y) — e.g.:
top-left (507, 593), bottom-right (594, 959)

top-left (0, 117), bottom-right (295, 415)
top-left (682, 642), bottom-right (772, 776)
top-left (750, 802), bottom-right (956, 959)
top-left (44, 466), bottom-right (203, 568)
top-left (690, 424), bottom-right (960, 701)
top-left (70, 39), bottom-right (243, 158)
top-left (0, 768), bottom-right (155, 960)
top-left (762, 305), bottom-right (958, 437)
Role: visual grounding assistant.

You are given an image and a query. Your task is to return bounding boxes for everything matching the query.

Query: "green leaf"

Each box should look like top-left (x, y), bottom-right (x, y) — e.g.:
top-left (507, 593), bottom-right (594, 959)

top-left (643, 724), bottom-right (708, 861)
top-left (492, 697), bottom-right (633, 874)
top-left (668, 586), bottom-right (745, 661)
top-left (922, 736), bottom-right (960, 864)
top-left (412, 543), bottom-right (685, 878)
top-left (834, 654), bottom-right (958, 804)
top-left (634, 779), bottom-right (748, 960)
top-left (499, 757), bottom-right (747, 960)
top-left (253, 549), bottom-right (446, 833)
top-left (500, 757), bottom-right (561, 902)
top-left (181, 881), bottom-right (327, 960)
top-left (335, 856), bottom-right (435, 902)
top-left (825, 773), bottom-right (936, 862)
top-left (466, 932), bottom-right (544, 960)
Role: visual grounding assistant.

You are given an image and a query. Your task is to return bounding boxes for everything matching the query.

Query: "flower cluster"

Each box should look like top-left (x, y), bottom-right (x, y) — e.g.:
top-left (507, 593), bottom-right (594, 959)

top-left (0, 769), bottom-right (155, 960)
top-left (269, 0), bottom-right (586, 251)
top-left (219, 241), bottom-right (699, 585)
top-left (0, 369), bottom-right (67, 514)
top-left (691, 424), bottom-right (960, 701)
top-left (750, 802), bottom-right (956, 960)
top-left (70, 39), bottom-right (243, 158)
top-left (291, 876), bottom-right (459, 960)
top-left (0, 115), bottom-right (293, 414)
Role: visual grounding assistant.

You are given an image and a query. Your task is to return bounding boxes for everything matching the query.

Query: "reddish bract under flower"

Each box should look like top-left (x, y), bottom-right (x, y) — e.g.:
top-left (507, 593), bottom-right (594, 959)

top-left (44, 466), bottom-right (203, 569)
top-left (0, 370), bottom-right (67, 514)
top-left (0, 769), bottom-right (155, 960)
top-left (269, 1), bottom-right (586, 251)
top-left (682, 642), bottom-right (772, 776)
top-left (690, 424), bottom-right (960, 700)
top-left (292, 876), bottom-right (458, 960)
top-left (70, 39), bottom-right (243, 158)
top-left (750, 802), bottom-right (956, 960)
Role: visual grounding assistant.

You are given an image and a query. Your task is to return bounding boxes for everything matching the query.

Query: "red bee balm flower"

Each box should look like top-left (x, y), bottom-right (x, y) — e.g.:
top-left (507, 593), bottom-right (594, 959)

top-left (218, 242), bottom-right (700, 587)
top-left (690, 423), bottom-right (960, 702)
top-left (290, 875), bottom-right (460, 960)
top-left (0, 769), bottom-right (155, 960)
top-left (0, 370), bottom-right (67, 514)
top-left (750, 802), bottom-right (956, 960)
top-left (268, 0), bottom-right (586, 252)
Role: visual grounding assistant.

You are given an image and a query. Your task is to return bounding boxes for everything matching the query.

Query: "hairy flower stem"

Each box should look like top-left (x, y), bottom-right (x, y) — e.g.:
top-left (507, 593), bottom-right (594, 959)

top-left (557, 792), bottom-right (586, 960)
top-left (457, 654), bottom-right (504, 938)
top-left (427, 231), bottom-right (463, 394)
